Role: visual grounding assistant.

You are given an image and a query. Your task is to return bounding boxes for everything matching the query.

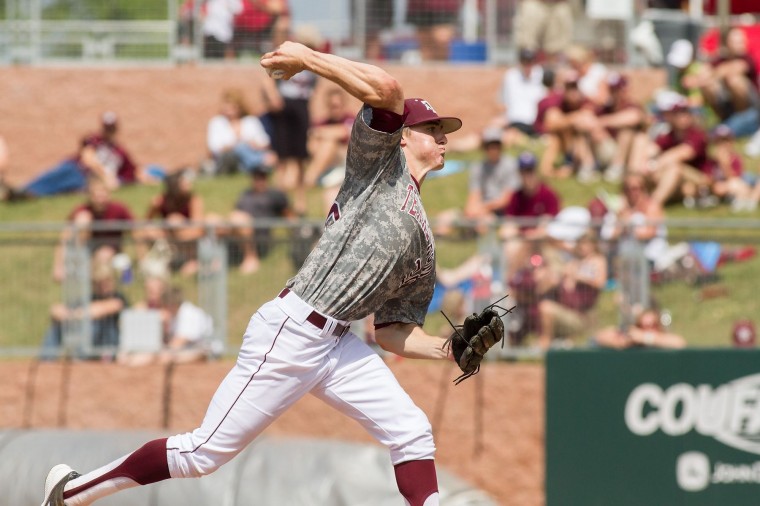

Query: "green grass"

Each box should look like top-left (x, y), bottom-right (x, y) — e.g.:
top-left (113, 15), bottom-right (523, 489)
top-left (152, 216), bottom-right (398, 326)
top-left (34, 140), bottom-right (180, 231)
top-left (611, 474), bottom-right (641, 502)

top-left (2, 150), bottom-right (760, 352)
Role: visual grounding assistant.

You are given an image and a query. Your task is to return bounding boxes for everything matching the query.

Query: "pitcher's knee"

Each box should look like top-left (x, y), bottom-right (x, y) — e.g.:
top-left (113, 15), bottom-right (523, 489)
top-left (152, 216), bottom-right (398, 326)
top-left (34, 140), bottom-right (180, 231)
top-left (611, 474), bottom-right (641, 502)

top-left (166, 433), bottom-right (232, 478)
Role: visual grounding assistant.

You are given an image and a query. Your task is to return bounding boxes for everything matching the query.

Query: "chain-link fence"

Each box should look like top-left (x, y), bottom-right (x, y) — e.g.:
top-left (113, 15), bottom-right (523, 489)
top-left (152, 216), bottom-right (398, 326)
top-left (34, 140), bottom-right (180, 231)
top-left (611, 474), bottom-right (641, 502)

top-left (2, 217), bottom-right (758, 360)
top-left (3, 0), bottom-right (752, 65)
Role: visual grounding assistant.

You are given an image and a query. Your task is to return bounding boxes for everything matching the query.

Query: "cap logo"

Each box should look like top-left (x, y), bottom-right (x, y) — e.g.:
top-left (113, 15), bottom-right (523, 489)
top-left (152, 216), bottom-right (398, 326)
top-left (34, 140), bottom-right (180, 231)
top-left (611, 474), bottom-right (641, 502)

top-left (418, 100), bottom-right (436, 113)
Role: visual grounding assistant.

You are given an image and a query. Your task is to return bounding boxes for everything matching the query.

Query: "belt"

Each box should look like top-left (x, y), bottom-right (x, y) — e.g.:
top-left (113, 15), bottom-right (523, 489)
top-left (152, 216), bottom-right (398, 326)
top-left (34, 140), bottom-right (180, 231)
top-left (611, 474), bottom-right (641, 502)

top-left (278, 288), bottom-right (350, 338)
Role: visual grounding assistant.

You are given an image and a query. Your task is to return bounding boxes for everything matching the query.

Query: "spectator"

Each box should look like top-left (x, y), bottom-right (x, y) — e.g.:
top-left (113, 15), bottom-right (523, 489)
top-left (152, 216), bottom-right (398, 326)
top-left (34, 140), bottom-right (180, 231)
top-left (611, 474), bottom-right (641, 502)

top-left (703, 27), bottom-right (760, 138)
top-left (536, 231), bottom-right (607, 349)
top-left (202, 0), bottom-right (243, 59)
top-left (500, 152), bottom-right (561, 277)
top-left (632, 94), bottom-right (715, 208)
top-left (708, 124), bottom-right (754, 210)
top-left (513, 0), bottom-right (574, 61)
top-left (436, 129), bottom-right (520, 237)
top-left (594, 307), bottom-right (686, 349)
top-left (207, 88), bottom-right (276, 175)
top-left (119, 284), bottom-right (213, 366)
top-left (52, 177), bottom-right (134, 283)
top-left (355, 0), bottom-right (394, 60)
top-left (304, 88), bottom-right (356, 187)
top-left (260, 27), bottom-right (320, 215)
top-left (565, 44), bottom-right (609, 106)
top-left (592, 72), bottom-right (648, 183)
top-left (499, 48), bottom-right (547, 147)
top-left (15, 112), bottom-right (148, 199)
top-left (406, 0), bottom-right (462, 61)
top-left (233, 0), bottom-right (291, 56)
top-left (536, 72), bottom-right (598, 182)
top-left (208, 165), bottom-right (293, 274)
top-left (600, 174), bottom-right (688, 274)
top-left (667, 39), bottom-right (708, 109)
top-left (137, 168), bottom-right (206, 277)
top-left (40, 260), bottom-right (129, 360)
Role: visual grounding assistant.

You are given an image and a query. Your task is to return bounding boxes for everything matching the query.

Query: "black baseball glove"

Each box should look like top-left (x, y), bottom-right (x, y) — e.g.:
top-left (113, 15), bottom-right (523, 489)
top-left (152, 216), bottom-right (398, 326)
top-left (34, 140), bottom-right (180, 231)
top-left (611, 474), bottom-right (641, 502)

top-left (444, 307), bottom-right (505, 384)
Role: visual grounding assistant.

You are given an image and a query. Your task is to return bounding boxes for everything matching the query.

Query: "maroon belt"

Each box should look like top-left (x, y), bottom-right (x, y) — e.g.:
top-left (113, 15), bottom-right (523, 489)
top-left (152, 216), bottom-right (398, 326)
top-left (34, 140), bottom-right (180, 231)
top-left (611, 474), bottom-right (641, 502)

top-left (278, 288), bottom-right (349, 338)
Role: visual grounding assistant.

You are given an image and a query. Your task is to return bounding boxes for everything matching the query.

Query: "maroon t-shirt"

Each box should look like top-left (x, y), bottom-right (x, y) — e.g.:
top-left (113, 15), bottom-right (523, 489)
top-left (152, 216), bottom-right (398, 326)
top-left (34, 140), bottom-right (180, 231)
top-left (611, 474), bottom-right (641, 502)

top-left (504, 183), bottom-right (561, 219)
top-left (69, 201), bottom-right (134, 250)
top-left (655, 126), bottom-right (714, 173)
top-left (534, 92), bottom-right (563, 134)
top-left (79, 135), bottom-right (138, 184)
top-left (712, 54), bottom-right (759, 90)
top-left (595, 99), bottom-right (642, 137)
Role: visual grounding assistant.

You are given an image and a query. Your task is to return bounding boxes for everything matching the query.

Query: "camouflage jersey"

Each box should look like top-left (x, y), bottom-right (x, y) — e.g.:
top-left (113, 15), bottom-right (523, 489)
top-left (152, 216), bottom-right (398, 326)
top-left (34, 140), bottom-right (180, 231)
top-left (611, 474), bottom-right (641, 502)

top-left (287, 105), bottom-right (436, 326)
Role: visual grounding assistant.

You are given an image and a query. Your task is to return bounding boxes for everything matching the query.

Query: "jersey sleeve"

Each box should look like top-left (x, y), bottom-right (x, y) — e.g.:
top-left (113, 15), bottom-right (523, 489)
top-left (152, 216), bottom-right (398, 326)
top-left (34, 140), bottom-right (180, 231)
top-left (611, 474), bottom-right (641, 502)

top-left (344, 105), bottom-right (404, 181)
top-left (374, 290), bottom-right (432, 327)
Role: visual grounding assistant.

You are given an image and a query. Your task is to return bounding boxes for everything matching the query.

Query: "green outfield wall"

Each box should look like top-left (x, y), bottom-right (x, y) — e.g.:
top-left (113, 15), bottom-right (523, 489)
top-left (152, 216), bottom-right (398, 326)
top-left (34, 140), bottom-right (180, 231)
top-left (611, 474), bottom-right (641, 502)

top-left (546, 349), bottom-right (760, 506)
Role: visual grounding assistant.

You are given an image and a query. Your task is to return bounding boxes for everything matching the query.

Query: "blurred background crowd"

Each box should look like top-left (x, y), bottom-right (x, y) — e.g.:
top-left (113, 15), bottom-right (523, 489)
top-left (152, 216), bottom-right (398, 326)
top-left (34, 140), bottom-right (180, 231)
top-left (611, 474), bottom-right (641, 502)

top-left (1, 0), bottom-right (759, 362)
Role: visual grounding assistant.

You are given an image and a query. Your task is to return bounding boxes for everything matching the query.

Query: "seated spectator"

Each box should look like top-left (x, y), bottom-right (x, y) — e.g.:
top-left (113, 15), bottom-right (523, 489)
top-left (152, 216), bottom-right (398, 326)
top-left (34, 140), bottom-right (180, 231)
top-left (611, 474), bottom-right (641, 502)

top-left (592, 72), bottom-right (648, 183)
top-left (600, 174), bottom-right (688, 274)
top-left (207, 88), bottom-right (276, 175)
top-left (631, 94), bottom-right (714, 208)
top-left (500, 152), bottom-right (561, 277)
top-left (15, 112), bottom-right (152, 200)
top-left (702, 27), bottom-right (760, 138)
top-left (136, 168), bottom-right (205, 277)
top-left (52, 177), bottom-right (135, 283)
top-left (536, 71), bottom-right (599, 182)
top-left (708, 125), bottom-right (755, 210)
top-left (594, 307), bottom-right (686, 349)
top-left (406, 0), bottom-right (461, 61)
top-left (536, 231), bottom-right (607, 349)
top-left (207, 165), bottom-right (293, 274)
top-left (499, 48), bottom-right (547, 147)
top-left (513, 0), bottom-right (573, 62)
top-left (40, 261), bottom-right (128, 360)
top-left (118, 284), bottom-right (213, 366)
top-left (667, 39), bottom-right (708, 109)
top-left (565, 44), bottom-right (609, 107)
top-left (436, 128), bottom-right (520, 237)
top-left (304, 88), bottom-right (356, 187)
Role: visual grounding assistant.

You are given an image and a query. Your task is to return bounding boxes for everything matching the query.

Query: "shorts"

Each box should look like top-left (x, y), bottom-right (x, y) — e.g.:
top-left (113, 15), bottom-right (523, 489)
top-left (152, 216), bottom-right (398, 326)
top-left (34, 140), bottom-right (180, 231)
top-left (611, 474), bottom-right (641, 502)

top-left (407, 10), bottom-right (459, 28)
top-left (270, 98), bottom-right (310, 160)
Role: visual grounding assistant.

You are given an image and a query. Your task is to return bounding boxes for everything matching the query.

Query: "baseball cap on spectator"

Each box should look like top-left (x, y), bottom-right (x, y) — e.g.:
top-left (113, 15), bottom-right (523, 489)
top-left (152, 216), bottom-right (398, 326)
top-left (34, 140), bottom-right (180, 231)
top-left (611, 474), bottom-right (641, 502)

top-left (403, 98), bottom-right (462, 135)
top-left (547, 206), bottom-right (591, 242)
top-left (666, 39), bottom-right (694, 69)
top-left (101, 111), bottom-right (118, 126)
top-left (517, 152), bottom-right (537, 172)
top-left (518, 47), bottom-right (538, 63)
top-left (655, 90), bottom-right (689, 113)
top-left (607, 72), bottom-right (628, 90)
top-left (732, 320), bottom-right (756, 348)
top-left (481, 127), bottom-right (503, 147)
top-left (563, 70), bottom-right (580, 88)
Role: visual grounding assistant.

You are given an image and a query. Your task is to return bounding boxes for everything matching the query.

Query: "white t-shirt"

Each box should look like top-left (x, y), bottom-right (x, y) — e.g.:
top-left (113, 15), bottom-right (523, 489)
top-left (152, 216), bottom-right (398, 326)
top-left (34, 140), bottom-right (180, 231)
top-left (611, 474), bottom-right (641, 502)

top-left (500, 65), bottom-right (546, 125)
top-left (171, 302), bottom-right (214, 344)
top-left (202, 0), bottom-right (243, 43)
top-left (579, 63), bottom-right (608, 101)
top-left (207, 115), bottom-right (271, 156)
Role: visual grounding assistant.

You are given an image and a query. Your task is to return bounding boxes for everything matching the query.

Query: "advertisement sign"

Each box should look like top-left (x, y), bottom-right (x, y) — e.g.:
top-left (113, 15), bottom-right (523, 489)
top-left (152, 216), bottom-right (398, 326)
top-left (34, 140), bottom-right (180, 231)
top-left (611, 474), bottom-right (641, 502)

top-left (546, 349), bottom-right (760, 506)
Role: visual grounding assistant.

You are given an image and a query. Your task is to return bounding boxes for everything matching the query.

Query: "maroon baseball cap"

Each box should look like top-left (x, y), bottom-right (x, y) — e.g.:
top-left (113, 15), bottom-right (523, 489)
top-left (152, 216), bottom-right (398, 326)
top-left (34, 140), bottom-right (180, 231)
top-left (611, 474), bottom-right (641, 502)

top-left (403, 98), bottom-right (462, 135)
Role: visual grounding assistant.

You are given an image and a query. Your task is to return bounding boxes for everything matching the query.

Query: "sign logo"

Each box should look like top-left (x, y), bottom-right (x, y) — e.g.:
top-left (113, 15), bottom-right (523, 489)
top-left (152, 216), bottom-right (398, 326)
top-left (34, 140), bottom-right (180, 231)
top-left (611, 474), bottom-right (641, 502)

top-left (676, 452), bottom-right (710, 491)
top-left (625, 373), bottom-right (760, 455)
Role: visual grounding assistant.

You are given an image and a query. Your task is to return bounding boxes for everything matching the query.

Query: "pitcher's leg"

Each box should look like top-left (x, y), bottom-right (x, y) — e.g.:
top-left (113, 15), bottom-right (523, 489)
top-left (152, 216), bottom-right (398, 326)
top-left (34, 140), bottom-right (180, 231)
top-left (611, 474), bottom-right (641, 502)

top-left (54, 303), bottom-right (323, 505)
top-left (312, 335), bottom-right (438, 504)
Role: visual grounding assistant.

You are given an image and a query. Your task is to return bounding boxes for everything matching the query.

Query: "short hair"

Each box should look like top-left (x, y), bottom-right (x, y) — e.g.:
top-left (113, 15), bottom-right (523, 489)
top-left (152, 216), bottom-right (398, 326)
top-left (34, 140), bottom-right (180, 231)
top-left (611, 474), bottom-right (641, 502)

top-left (221, 88), bottom-right (250, 117)
top-left (161, 286), bottom-right (184, 308)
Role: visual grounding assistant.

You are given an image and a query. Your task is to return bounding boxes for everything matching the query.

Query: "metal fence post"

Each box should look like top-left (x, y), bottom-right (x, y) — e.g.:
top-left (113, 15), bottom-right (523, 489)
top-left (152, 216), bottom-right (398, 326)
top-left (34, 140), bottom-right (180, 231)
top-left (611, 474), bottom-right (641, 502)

top-left (61, 227), bottom-right (91, 358)
top-left (616, 230), bottom-right (650, 330)
top-left (198, 226), bottom-right (228, 357)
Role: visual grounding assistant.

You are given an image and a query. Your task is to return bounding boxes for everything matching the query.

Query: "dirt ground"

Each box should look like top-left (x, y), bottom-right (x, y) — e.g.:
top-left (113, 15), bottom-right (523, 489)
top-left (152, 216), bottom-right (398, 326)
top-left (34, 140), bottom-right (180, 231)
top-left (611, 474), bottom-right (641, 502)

top-left (0, 359), bottom-right (543, 506)
top-left (0, 64), bottom-right (664, 186)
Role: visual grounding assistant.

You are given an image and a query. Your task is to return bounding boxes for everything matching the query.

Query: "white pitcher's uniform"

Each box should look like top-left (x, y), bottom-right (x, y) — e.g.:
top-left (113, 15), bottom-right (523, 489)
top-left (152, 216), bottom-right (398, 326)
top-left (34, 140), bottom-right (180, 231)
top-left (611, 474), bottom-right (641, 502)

top-left (167, 104), bottom-right (437, 475)
top-left (56, 104), bottom-right (440, 506)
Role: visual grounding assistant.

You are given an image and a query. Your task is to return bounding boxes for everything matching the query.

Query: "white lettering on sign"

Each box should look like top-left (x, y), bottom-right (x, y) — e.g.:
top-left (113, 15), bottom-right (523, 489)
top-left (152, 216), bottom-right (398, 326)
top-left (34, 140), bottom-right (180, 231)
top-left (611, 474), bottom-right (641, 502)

top-left (625, 373), bottom-right (760, 455)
